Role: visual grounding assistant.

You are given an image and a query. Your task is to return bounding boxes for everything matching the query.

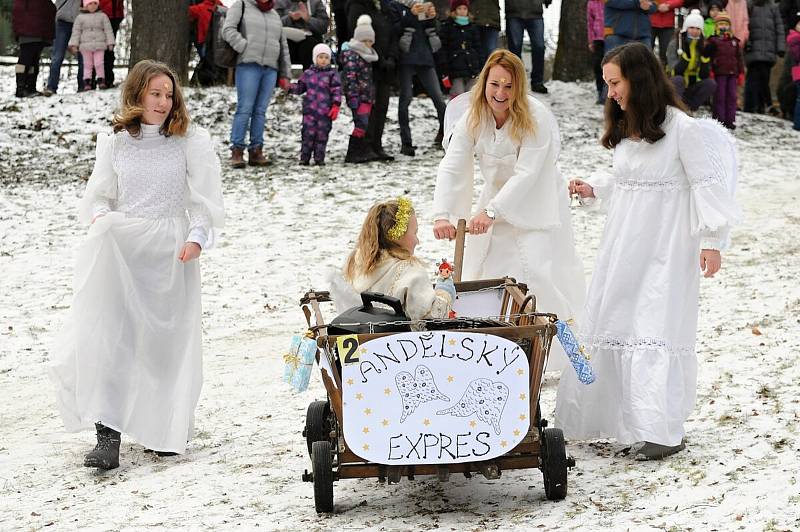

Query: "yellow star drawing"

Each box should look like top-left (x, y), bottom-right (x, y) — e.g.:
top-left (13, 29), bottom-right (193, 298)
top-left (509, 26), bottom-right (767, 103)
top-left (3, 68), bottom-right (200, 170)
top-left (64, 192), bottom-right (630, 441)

top-left (500, 440), bottom-right (508, 448)
top-left (423, 418), bottom-right (431, 426)
top-left (356, 393), bottom-right (364, 400)
top-left (517, 368), bottom-right (524, 376)
top-left (382, 419), bottom-right (389, 427)
top-left (448, 338), bottom-right (456, 346)
top-left (362, 426), bottom-right (370, 434)
top-left (360, 347), bottom-right (367, 355)
top-left (447, 375), bottom-right (454, 383)
top-left (519, 414), bottom-right (527, 421)
top-left (469, 420), bottom-right (477, 428)
top-left (513, 429), bottom-right (521, 437)
top-left (384, 388), bottom-right (392, 396)
top-left (519, 393), bottom-right (526, 400)
top-left (346, 378), bottom-right (354, 386)
top-left (363, 443), bottom-right (370, 451)
top-left (364, 408), bottom-right (372, 416)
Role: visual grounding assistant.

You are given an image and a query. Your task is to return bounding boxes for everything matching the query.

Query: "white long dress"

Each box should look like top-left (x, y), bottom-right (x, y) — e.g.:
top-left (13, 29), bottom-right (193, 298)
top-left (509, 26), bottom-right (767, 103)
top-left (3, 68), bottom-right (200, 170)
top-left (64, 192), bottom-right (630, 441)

top-left (49, 124), bottom-right (225, 453)
top-left (554, 107), bottom-right (740, 447)
top-left (433, 95), bottom-right (586, 371)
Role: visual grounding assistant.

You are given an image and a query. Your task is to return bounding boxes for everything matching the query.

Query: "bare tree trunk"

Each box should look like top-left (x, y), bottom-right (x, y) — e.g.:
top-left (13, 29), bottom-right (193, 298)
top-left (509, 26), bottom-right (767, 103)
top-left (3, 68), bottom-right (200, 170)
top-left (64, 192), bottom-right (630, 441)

top-left (129, 0), bottom-right (190, 83)
top-left (552, 1), bottom-right (592, 81)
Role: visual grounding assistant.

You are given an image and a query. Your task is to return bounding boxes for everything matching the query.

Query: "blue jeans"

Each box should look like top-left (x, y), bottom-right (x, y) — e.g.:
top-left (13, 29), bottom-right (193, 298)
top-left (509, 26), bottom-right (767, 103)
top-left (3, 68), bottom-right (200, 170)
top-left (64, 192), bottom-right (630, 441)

top-left (604, 34), bottom-right (651, 54)
top-left (506, 17), bottom-right (545, 85)
top-left (477, 26), bottom-right (499, 65)
top-left (794, 81), bottom-right (800, 131)
top-left (230, 63), bottom-right (277, 150)
top-left (47, 19), bottom-right (84, 92)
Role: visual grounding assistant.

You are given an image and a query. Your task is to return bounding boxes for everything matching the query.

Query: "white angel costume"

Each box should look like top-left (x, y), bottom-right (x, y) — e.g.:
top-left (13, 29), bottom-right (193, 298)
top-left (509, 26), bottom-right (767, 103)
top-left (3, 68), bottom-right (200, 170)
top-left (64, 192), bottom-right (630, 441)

top-left (434, 94), bottom-right (586, 371)
top-left (49, 124), bottom-right (225, 453)
top-left (554, 108), bottom-right (740, 447)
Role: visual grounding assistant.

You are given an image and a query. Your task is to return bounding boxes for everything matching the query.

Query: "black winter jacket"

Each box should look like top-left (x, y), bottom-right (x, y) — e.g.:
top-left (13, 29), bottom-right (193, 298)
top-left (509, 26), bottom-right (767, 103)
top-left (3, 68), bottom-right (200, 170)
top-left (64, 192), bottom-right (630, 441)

top-left (437, 19), bottom-right (482, 78)
top-left (388, 1), bottom-right (439, 67)
top-left (505, 0), bottom-right (551, 20)
top-left (746, 0), bottom-right (786, 64)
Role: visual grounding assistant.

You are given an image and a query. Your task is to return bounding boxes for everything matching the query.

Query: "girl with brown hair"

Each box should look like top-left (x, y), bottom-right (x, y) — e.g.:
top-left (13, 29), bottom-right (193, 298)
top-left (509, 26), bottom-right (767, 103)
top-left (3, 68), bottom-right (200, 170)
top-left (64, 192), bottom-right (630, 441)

top-left (49, 60), bottom-right (225, 469)
top-left (556, 43), bottom-right (740, 461)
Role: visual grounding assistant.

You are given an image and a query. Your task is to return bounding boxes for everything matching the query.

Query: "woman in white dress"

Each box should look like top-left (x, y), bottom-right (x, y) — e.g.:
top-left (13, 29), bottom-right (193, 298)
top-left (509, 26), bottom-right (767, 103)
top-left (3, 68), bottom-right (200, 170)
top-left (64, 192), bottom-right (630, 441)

top-left (49, 60), bottom-right (225, 469)
top-left (555, 43), bottom-right (740, 460)
top-left (432, 49), bottom-right (585, 371)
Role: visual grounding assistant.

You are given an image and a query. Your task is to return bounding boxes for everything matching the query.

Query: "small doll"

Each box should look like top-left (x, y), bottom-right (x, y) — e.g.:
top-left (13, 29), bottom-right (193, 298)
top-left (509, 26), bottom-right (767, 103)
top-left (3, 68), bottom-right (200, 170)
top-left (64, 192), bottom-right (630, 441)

top-left (435, 259), bottom-right (457, 317)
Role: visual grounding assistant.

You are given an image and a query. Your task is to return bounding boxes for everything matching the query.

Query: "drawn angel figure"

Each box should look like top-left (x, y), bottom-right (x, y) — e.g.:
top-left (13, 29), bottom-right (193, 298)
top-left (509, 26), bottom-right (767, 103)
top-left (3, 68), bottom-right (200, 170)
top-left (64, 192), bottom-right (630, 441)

top-left (396, 365), bottom-right (450, 422)
top-left (437, 378), bottom-right (509, 434)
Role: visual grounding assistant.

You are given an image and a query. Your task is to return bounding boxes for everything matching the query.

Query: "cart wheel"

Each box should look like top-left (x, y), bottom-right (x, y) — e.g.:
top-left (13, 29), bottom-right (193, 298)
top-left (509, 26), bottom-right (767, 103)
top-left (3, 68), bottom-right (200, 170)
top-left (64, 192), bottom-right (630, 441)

top-left (312, 440), bottom-right (334, 513)
top-left (540, 427), bottom-right (568, 501)
top-left (305, 400), bottom-right (331, 457)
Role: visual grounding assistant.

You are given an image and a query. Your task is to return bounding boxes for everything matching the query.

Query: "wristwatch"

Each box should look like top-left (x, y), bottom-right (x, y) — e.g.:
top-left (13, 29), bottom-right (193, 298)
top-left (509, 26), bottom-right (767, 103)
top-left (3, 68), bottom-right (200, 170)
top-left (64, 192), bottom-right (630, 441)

top-left (483, 208), bottom-right (496, 220)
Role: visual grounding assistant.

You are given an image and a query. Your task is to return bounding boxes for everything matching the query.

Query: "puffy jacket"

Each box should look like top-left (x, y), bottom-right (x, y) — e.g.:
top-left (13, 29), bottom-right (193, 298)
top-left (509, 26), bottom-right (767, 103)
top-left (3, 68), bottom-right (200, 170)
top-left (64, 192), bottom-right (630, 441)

top-left (275, 0), bottom-right (330, 37)
top-left (505, 0), bottom-right (550, 20)
top-left (222, 0), bottom-right (292, 78)
top-left (605, 0), bottom-right (657, 40)
top-left (12, 0), bottom-right (56, 42)
top-left (389, 1), bottom-right (439, 66)
top-left (745, 0), bottom-right (785, 64)
top-left (650, 0), bottom-right (683, 29)
top-left (787, 29), bottom-right (800, 80)
top-left (438, 18), bottom-right (482, 79)
top-left (55, 0), bottom-right (81, 24)
top-left (469, 0), bottom-right (500, 29)
top-left (587, 0), bottom-right (605, 42)
top-left (706, 33), bottom-right (745, 74)
top-left (290, 65), bottom-right (342, 115)
top-left (346, 0), bottom-right (398, 76)
top-left (189, 0), bottom-right (223, 45)
top-left (99, 0), bottom-right (124, 19)
top-left (667, 34), bottom-right (712, 83)
top-left (341, 48), bottom-right (374, 108)
top-left (69, 11), bottom-right (115, 51)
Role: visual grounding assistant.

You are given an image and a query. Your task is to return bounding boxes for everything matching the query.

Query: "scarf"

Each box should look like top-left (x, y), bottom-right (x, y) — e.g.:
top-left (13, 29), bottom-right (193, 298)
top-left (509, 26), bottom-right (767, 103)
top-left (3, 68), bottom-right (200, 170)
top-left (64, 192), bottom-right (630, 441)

top-left (256, 0), bottom-right (274, 12)
top-left (347, 39), bottom-right (379, 63)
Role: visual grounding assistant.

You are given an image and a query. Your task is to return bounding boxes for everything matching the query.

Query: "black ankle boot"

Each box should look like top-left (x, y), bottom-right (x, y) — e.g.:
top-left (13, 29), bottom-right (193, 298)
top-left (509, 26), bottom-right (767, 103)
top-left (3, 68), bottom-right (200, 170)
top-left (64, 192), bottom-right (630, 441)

top-left (84, 422), bottom-right (121, 469)
top-left (345, 136), bottom-right (378, 164)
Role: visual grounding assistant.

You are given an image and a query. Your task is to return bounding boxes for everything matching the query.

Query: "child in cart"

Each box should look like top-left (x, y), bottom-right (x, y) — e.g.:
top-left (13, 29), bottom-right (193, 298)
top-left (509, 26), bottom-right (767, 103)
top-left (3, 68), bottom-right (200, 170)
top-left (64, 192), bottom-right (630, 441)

top-left (343, 197), bottom-right (455, 320)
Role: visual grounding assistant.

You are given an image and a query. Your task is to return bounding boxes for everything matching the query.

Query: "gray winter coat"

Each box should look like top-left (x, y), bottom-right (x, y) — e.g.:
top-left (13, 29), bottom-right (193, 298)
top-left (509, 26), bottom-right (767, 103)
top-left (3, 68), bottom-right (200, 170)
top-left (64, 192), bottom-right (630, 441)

top-left (505, 0), bottom-right (551, 20)
top-left (55, 0), bottom-right (80, 23)
top-left (69, 11), bottom-right (115, 52)
top-left (745, 0), bottom-right (786, 64)
top-left (275, 0), bottom-right (330, 37)
top-left (223, 0), bottom-right (292, 78)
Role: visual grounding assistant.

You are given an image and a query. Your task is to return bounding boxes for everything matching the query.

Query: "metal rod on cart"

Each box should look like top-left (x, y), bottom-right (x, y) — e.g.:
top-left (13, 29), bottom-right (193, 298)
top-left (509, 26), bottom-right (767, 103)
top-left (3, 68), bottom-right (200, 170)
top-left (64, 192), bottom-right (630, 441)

top-left (454, 219), bottom-right (467, 283)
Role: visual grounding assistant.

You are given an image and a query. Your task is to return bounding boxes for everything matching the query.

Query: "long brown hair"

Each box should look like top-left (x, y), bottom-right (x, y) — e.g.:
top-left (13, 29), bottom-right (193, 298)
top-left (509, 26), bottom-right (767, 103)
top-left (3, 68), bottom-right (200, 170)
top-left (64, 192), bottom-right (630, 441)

top-left (600, 43), bottom-right (688, 149)
top-left (112, 60), bottom-right (190, 137)
top-left (468, 49), bottom-right (536, 145)
top-left (343, 200), bottom-right (417, 281)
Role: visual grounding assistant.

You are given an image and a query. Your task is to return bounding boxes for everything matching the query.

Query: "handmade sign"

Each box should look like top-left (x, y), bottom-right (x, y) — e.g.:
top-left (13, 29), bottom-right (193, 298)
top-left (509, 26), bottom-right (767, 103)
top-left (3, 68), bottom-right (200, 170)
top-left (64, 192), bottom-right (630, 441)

top-left (341, 331), bottom-right (530, 465)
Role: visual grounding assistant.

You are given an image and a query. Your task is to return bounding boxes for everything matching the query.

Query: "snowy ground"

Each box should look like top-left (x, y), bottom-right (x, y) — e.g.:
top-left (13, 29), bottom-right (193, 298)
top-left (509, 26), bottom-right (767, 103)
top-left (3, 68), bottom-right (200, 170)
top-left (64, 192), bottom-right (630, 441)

top-left (1, 65), bottom-right (799, 531)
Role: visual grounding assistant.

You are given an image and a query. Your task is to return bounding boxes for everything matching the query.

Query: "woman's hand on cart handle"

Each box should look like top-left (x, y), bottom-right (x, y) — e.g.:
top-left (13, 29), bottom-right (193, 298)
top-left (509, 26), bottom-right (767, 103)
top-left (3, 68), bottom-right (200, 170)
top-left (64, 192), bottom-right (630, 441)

top-left (700, 249), bottom-right (721, 278)
top-left (468, 212), bottom-right (494, 235)
top-left (569, 178), bottom-right (595, 199)
top-left (433, 219), bottom-right (457, 240)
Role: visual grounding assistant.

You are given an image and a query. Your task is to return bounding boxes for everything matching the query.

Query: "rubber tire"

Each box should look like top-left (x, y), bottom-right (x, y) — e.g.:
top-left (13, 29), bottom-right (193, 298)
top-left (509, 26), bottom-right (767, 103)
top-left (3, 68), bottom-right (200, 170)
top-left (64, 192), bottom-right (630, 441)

top-left (312, 440), bottom-right (334, 513)
top-left (305, 400), bottom-right (331, 457)
top-left (541, 427), bottom-right (568, 501)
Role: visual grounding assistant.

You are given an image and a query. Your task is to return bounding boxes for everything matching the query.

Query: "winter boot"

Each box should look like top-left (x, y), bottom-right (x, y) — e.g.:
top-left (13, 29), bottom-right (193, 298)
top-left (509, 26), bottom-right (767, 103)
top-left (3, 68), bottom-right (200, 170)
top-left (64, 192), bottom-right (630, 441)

top-left (15, 68), bottom-right (36, 98)
top-left (84, 423), bottom-right (121, 469)
top-left (97, 77), bottom-right (107, 90)
top-left (346, 136), bottom-right (375, 163)
top-left (248, 146), bottom-right (269, 166)
top-left (25, 72), bottom-right (41, 97)
top-left (400, 144), bottom-right (416, 157)
top-left (231, 147), bottom-right (246, 169)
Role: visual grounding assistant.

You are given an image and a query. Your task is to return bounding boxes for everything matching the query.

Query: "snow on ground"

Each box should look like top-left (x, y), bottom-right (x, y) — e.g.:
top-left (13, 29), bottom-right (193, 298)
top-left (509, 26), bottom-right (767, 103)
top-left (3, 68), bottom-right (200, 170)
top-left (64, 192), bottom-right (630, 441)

top-left (0, 65), bottom-right (798, 531)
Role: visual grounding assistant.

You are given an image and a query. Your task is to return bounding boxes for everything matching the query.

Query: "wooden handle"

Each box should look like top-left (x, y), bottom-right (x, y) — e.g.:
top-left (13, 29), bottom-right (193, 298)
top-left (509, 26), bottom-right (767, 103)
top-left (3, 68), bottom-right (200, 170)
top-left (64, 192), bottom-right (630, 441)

top-left (454, 219), bottom-right (467, 283)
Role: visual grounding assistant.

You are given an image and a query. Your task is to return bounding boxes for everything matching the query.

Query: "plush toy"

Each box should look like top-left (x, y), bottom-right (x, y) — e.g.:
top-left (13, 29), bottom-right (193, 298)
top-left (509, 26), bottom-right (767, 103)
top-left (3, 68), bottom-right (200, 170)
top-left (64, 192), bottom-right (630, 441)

top-left (435, 259), bottom-right (457, 318)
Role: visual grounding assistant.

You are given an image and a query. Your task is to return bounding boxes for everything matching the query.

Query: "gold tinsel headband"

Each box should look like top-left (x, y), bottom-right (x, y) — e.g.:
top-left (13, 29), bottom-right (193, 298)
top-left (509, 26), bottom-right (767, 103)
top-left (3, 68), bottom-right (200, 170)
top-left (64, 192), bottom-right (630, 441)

top-left (387, 197), bottom-right (413, 240)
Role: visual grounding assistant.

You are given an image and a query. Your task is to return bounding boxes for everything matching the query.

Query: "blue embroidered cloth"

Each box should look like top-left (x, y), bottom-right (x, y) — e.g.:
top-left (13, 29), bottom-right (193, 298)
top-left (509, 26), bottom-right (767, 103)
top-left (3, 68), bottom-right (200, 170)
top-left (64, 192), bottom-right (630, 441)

top-left (555, 320), bottom-right (595, 385)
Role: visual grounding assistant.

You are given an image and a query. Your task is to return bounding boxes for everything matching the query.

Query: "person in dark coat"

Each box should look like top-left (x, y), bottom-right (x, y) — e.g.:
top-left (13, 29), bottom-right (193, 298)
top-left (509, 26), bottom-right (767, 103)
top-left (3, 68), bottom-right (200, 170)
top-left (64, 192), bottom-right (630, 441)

top-left (505, 0), bottom-right (551, 93)
top-left (346, 0), bottom-right (398, 161)
top-left (706, 10), bottom-right (745, 127)
top-left (289, 43), bottom-right (343, 164)
top-left (12, 0), bottom-right (56, 98)
top-left (744, 0), bottom-right (785, 113)
top-left (437, 0), bottom-right (482, 97)
top-left (389, 0), bottom-right (448, 156)
top-left (605, 0), bottom-right (657, 52)
top-left (469, 0), bottom-right (500, 62)
top-left (98, 0), bottom-right (123, 86)
top-left (275, 0), bottom-right (330, 69)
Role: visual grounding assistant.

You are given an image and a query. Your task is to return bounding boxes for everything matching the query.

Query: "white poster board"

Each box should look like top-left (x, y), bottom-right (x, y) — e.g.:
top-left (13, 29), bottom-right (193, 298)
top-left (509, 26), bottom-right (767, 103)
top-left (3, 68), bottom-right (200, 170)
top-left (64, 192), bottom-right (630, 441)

top-left (340, 331), bottom-right (530, 465)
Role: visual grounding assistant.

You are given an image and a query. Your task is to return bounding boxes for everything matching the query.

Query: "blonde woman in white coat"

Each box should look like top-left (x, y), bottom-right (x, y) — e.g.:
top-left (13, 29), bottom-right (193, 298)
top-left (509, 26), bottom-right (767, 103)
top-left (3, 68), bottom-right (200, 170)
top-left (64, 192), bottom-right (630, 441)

top-left (432, 49), bottom-right (585, 372)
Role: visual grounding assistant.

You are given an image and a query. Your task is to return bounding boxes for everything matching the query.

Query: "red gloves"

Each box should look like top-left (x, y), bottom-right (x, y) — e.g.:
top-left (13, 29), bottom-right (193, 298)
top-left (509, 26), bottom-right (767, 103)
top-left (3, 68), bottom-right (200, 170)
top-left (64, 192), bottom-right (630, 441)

top-left (441, 76), bottom-right (452, 89)
top-left (278, 77), bottom-right (291, 90)
top-left (352, 127), bottom-right (366, 138)
top-left (737, 72), bottom-right (745, 86)
top-left (356, 102), bottom-right (372, 116)
top-left (328, 104), bottom-right (340, 120)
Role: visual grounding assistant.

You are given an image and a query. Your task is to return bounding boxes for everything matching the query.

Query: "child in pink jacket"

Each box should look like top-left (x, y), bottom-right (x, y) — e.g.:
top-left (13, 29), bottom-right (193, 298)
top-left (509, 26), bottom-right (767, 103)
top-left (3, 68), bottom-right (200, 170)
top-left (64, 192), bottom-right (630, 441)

top-left (69, 0), bottom-right (115, 90)
top-left (587, 0), bottom-right (604, 103)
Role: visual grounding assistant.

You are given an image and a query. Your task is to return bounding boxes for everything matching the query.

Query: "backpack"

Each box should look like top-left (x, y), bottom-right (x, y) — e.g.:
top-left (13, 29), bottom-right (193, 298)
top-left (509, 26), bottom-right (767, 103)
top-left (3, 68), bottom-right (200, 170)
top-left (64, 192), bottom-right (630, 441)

top-left (211, 3), bottom-right (243, 69)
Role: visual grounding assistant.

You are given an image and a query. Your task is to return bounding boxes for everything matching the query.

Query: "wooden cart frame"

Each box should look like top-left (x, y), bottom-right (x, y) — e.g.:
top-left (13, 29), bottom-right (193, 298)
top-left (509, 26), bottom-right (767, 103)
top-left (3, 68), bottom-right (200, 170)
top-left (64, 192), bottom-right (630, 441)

top-left (299, 277), bottom-right (575, 513)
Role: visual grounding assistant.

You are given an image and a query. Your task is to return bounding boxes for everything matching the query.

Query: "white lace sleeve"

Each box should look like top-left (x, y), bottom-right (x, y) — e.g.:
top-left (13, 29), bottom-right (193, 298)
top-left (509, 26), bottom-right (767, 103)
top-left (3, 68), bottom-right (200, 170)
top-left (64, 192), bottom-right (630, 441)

top-left (78, 133), bottom-right (117, 225)
top-left (185, 127), bottom-right (225, 248)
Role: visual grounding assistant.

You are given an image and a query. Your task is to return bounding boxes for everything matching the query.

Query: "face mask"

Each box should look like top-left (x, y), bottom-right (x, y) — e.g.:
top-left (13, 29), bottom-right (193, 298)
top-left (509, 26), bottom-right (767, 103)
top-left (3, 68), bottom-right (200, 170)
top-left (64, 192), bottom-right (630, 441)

top-left (455, 15), bottom-right (469, 25)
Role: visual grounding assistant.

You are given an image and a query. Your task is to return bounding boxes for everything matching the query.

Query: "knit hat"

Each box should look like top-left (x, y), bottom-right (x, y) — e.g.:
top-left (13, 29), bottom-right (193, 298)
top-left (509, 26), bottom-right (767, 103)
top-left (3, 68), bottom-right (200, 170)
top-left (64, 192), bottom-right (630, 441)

top-left (682, 9), bottom-right (705, 32)
top-left (82, 0), bottom-right (98, 6)
top-left (714, 10), bottom-right (731, 26)
top-left (312, 43), bottom-right (332, 64)
top-left (353, 14), bottom-right (375, 43)
top-left (707, 0), bottom-right (727, 11)
top-left (450, 0), bottom-right (469, 11)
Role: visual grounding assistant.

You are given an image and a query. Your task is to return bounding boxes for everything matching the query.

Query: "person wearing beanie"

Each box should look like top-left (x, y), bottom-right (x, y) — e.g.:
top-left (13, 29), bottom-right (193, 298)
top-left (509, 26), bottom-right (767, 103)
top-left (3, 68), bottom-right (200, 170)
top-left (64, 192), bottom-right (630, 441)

top-left (604, 0), bottom-right (657, 54)
top-left (667, 9), bottom-right (716, 110)
top-left (68, 0), bottom-right (115, 91)
top-left (341, 14), bottom-right (380, 163)
top-left (744, 0), bottom-right (786, 115)
top-left (388, 0), bottom-right (448, 156)
top-left (287, 43), bottom-right (343, 165)
top-left (437, 0), bottom-right (482, 97)
top-left (275, 0), bottom-right (330, 69)
top-left (705, 10), bottom-right (745, 128)
top-left (703, 0), bottom-right (726, 37)
top-left (650, 1), bottom-right (684, 67)
top-left (505, 0), bottom-right (552, 93)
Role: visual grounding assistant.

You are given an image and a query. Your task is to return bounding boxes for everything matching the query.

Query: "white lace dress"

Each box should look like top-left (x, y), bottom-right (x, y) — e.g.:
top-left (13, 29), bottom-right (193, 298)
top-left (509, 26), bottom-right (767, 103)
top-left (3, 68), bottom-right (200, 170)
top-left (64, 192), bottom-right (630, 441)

top-left (49, 124), bottom-right (224, 453)
top-left (554, 107), bottom-right (740, 447)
